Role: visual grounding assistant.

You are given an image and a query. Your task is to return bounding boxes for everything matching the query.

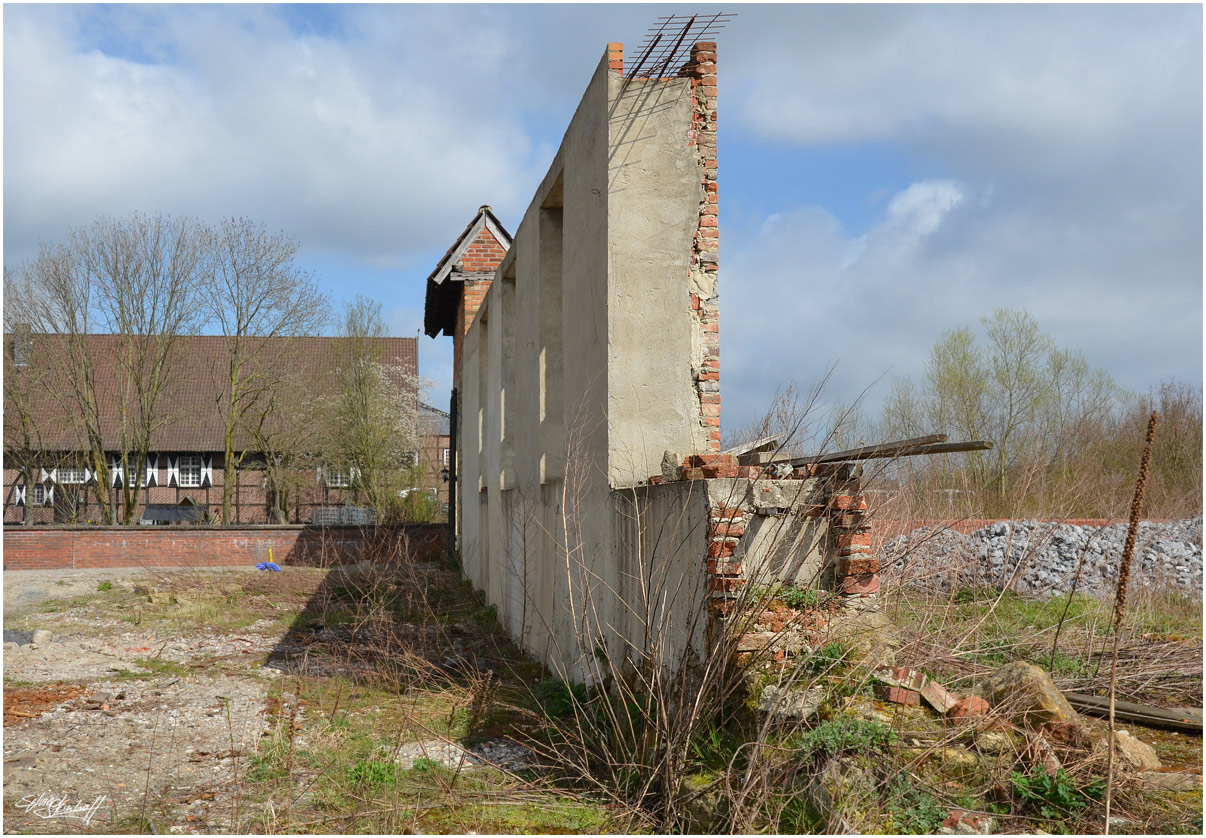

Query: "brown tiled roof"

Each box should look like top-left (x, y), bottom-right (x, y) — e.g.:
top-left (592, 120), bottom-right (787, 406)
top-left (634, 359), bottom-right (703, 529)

top-left (4, 333), bottom-right (417, 454)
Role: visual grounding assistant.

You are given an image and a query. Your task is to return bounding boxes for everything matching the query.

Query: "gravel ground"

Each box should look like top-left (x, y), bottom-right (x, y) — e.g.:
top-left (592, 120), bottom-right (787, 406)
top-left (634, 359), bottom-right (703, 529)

top-left (3, 566), bottom-right (263, 613)
top-left (3, 571), bottom-right (282, 833)
top-left (2, 566), bottom-right (538, 833)
top-left (883, 517), bottom-right (1203, 598)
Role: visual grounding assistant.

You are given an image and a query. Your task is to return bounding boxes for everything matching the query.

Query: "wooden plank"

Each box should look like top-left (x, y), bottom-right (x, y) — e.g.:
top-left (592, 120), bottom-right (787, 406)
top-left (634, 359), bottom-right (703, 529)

top-left (791, 434), bottom-right (947, 466)
top-left (1063, 691), bottom-right (1203, 734)
top-left (723, 433), bottom-right (784, 458)
top-left (900, 440), bottom-right (994, 456)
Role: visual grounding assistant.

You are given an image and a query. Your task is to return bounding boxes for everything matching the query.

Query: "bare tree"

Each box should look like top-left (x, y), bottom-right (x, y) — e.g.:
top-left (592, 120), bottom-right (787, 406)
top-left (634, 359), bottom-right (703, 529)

top-left (204, 217), bottom-right (329, 523)
top-left (243, 364), bottom-right (330, 523)
top-left (12, 213), bottom-right (207, 523)
top-left (325, 296), bottom-right (421, 522)
top-left (3, 276), bottom-right (74, 522)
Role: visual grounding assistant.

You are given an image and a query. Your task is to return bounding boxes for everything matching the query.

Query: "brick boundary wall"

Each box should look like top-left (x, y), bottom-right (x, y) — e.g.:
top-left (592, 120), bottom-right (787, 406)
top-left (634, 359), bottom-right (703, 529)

top-left (874, 518), bottom-right (1178, 540)
top-left (2, 524), bottom-right (447, 571)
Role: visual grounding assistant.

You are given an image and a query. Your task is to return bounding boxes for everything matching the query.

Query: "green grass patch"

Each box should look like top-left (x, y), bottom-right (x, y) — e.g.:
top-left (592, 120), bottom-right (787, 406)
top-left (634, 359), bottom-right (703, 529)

top-left (803, 641), bottom-right (850, 676)
top-left (132, 657), bottom-right (190, 678)
top-left (347, 759), bottom-right (398, 787)
top-left (883, 778), bottom-right (947, 834)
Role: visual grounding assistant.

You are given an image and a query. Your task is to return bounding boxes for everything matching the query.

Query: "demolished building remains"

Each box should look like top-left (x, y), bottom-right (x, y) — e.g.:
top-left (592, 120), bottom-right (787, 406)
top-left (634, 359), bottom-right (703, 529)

top-left (424, 42), bottom-right (882, 682)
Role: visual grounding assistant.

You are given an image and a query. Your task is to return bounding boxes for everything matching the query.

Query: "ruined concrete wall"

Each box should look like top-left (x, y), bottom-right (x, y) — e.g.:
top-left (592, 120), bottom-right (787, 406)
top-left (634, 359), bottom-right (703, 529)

top-left (457, 44), bottom-right (723, 680)
top-left (606, 48), bottom-right (712, 482)
top-left (452, 43), bottom-right (886, 681)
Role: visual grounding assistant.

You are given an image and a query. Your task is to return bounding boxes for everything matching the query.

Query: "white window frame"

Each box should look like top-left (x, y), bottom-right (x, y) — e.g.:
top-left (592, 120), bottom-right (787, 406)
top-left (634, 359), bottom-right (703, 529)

top-left (32, 484), bottom-right (47, 506)
top-left (58, 468), bottom-right (86, 484)
top-left (443, 447), bottom-right (450, 466)
top-left (325, 465), bottom-right (351, 489)
top-left (179, 455), bottom-right (203, 488)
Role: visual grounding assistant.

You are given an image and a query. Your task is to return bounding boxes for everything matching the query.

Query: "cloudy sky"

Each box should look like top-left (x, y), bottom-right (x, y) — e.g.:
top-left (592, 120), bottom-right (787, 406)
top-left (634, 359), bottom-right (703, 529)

top-left (4, 3), bottom-right (1201, 433)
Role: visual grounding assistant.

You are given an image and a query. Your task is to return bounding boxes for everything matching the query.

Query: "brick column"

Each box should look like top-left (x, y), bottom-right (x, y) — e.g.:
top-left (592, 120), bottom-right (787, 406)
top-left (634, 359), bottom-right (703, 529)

top-left (825, 468), bottom-right (880, 600)
top-left (607, 42), bottom-right (623, 73)
top-left (706, 503), bottom-right (745, 616)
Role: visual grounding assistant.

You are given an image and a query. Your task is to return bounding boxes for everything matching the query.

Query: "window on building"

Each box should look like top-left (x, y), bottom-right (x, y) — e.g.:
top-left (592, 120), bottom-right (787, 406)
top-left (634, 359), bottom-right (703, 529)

top-left (179, 455), bottom-right (203, 488)
top-left (325, 466), bottom-right (351, 489)
top-left (58, 468), bottom-right (86, 484)
top-left (443, 447), bottom-right (450, 466)
top-left (32, 484), bottom-right (46, 506)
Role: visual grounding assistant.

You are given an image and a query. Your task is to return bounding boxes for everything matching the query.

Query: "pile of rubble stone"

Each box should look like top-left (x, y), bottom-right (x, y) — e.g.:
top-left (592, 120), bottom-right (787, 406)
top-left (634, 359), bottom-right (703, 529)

top-left (882, 517), bottom-right (1202, 598)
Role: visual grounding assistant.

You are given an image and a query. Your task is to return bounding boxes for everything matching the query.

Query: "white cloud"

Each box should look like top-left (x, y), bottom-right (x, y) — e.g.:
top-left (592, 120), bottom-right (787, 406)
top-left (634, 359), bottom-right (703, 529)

top-left (722, 171), bottom-right (1201, 432)
top-left (732, 5), bottom-right (1200, 172)
top-left (3, 4), bottom-right (1199, 424)
top-left (843, 180), bottom-right (964, 267)
top-left (2, 5), bottom-right (546, 266)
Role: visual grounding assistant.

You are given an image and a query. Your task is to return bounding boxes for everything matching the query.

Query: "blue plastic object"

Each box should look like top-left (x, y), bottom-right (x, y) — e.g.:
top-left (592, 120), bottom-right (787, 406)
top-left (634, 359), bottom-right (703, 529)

top-left (256, 561), bottom-right (282, 572)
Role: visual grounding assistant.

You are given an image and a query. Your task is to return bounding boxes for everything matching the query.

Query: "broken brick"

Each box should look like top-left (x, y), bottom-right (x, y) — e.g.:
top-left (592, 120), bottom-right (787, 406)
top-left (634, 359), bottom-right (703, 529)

top-left (684, 453), bottom-right (736, 468)
top-left (876, 685), bottom-right (920, 706)
top-left (838, 557), bottom-right (882, 576)
top-left (875, 666), bottom-right (928, 692)
top-left (708, 521), bottom-right (745, 539)
top-left (839, 573), bottom-right (879, 595)
top-left (706, 541), bottom-right (734, 559)
top-left (920, 680), bottom-right (960, 714)
top-left (947, 695), bottom-right (991, 722)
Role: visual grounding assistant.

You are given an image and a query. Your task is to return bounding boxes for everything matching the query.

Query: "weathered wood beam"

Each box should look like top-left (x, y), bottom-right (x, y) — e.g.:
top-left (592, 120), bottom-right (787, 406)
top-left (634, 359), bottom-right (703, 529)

top-left (790, 436), bottom-right (995, 466)
top-left (900, 440), bottom-right (995, 457)
top-left (1063, 691), bottom-right (1203, 734)
top-left (791, 434), bottom-right (947, 466)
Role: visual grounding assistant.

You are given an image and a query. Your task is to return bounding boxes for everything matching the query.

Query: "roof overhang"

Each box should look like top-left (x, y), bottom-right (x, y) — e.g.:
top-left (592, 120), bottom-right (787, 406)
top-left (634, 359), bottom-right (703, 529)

top-left (429, 213), bottom-right (511, 286)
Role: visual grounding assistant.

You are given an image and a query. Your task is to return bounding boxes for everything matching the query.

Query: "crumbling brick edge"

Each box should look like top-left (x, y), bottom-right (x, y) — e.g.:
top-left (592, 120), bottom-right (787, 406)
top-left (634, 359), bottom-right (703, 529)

top-left (648, 452), bottom-right (882, 661)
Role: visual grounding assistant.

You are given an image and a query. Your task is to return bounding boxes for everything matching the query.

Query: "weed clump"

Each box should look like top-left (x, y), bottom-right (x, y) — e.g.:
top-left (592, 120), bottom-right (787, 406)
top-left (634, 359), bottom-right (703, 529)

top-left (1012, 766), bottom-right (1105, 824)
top-left (347, 759), bottom-right (397, 787)
top-left (534, 677), bottom-right (587, 719)
top-left (795, 716), bottom-right (894, 759)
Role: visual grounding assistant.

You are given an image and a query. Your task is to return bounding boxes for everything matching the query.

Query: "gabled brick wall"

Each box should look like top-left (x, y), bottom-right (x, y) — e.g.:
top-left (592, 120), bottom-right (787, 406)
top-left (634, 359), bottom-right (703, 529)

top-left (451, 227), bottom-right (509, 385)
top-left (460, 231), bottom-right (509, 274)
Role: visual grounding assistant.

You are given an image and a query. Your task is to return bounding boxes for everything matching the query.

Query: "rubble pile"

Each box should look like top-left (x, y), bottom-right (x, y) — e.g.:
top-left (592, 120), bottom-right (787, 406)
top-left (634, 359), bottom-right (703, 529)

top-left (884, 517), bottom-right (1202, 598)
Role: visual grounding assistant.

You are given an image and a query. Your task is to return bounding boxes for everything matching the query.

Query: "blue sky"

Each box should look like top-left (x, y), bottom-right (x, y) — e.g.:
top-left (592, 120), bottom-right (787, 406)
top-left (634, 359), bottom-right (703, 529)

top-left (4, 3), bottom-right (1202, 434)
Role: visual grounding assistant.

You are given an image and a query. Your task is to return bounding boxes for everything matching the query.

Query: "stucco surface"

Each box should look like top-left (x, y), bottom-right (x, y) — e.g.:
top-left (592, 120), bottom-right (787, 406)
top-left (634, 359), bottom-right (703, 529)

top-left (457, 51), bottom-right (720, 680)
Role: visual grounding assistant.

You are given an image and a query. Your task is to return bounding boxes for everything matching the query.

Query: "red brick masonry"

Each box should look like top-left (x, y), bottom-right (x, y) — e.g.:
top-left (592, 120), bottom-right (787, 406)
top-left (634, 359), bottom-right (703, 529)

top-left (2, 524), bottom-right (447, 571)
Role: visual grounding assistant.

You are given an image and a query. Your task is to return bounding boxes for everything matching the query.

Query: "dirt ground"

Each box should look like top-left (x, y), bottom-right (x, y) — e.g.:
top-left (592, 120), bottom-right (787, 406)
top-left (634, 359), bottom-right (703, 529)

top-left (2, 567), bottom-right (310, 834)
top-left (2, 562), bottom-right (574, 835)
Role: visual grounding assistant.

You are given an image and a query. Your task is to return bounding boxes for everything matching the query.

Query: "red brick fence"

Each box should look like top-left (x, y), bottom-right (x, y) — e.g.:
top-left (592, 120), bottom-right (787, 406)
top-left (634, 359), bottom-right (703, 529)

top-left (2, 524), bottom-right (448, 571)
